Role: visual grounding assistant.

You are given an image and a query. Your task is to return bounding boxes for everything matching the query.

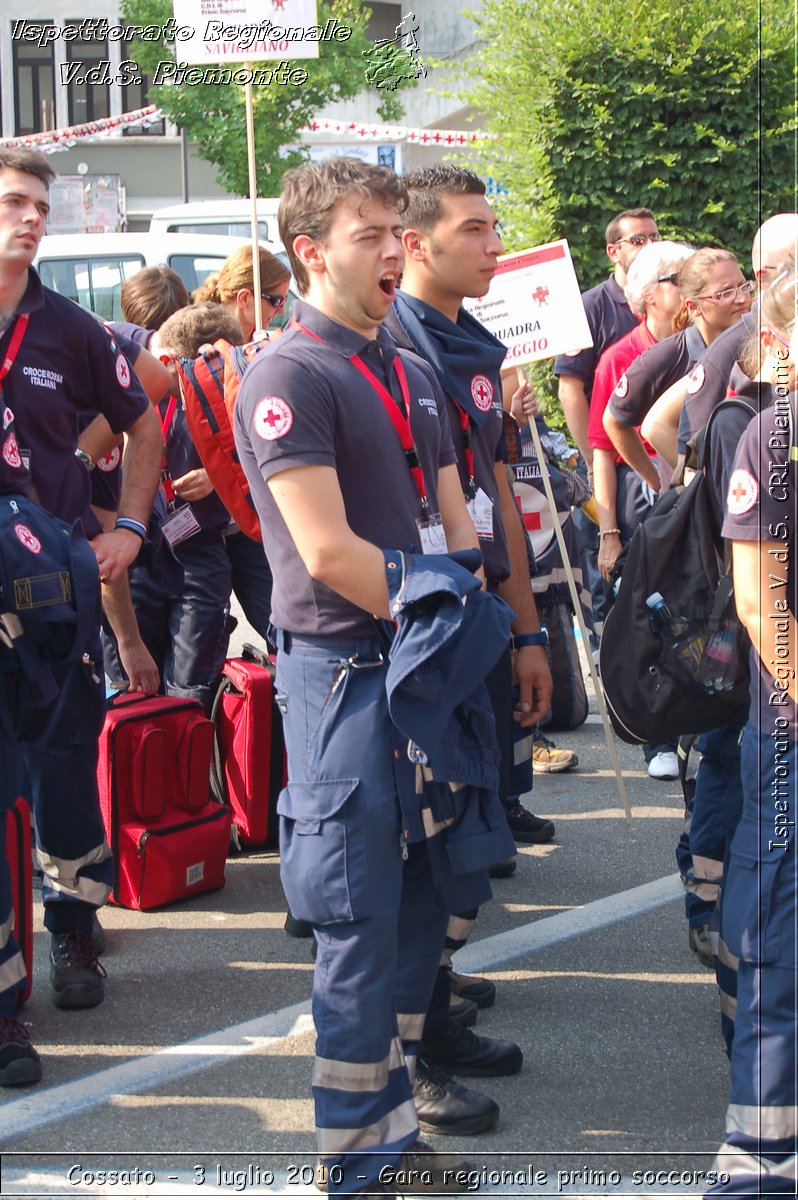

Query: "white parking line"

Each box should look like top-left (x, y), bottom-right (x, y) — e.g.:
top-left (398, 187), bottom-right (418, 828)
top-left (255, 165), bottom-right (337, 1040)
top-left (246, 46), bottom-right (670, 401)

top-left (0, 875), bottom-right (681, 1144)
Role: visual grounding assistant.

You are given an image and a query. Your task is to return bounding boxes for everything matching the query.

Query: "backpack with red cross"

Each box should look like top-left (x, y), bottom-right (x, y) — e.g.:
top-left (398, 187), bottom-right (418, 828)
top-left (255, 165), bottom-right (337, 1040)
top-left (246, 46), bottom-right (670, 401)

top-left (175, 338), bottom-right (269, 541)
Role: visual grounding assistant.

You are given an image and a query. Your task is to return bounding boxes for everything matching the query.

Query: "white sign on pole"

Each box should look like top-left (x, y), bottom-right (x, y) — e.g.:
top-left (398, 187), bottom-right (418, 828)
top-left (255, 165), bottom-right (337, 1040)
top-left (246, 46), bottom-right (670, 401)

top-left (463, 240), bottom-right (593, 366)
top-left (172, 0), bottom-right (325, 66)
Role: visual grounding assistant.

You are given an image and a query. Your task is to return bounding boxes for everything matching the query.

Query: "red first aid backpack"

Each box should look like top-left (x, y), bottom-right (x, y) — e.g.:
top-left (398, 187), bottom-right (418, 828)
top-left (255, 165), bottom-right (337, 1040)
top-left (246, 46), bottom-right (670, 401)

top-left (177, 339), bottom-right (268, 541)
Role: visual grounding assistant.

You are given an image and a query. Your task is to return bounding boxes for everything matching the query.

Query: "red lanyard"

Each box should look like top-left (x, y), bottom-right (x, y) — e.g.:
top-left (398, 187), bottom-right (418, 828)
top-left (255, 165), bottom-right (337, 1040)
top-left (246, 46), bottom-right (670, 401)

top-left (159, 395), bottom-right (178, 503)
top-left (0, 314), bottom-right (30, 389)
top-left (450, 401), bottom-right (476, 499)
top-left (297, 322), bottom-right (429, 512)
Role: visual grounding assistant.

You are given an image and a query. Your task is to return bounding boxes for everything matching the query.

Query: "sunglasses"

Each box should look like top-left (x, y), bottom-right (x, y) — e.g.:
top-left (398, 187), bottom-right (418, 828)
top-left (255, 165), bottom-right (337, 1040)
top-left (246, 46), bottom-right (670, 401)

top-left (613, 233), bottom-right (663, 247)
top-left (261, 291), bottom-right (287, 309)
top-left (657, 273), bottom-right (679, 286)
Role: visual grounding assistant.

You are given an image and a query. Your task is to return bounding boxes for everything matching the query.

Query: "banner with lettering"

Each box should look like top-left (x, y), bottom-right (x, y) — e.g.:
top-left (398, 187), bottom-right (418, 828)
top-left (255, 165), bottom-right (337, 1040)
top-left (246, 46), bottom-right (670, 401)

top-left (463, 240), bottom-right (592, 364)
top-left (172, 0), bottom-right (322, 65)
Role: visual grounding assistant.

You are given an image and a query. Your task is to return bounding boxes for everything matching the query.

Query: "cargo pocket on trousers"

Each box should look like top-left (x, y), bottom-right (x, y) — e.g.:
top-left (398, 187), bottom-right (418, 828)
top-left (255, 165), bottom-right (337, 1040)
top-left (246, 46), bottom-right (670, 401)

top-left (277, 779), bottom-right (368, 926)
top-left (723, 847), bottom-right (793, 965)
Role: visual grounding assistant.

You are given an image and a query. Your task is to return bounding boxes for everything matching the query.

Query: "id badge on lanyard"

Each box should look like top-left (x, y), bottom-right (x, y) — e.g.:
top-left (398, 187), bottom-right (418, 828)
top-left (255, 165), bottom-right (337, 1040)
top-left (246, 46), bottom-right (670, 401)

top-left (159, 393), bottom-right (200, 545)
top-left (467, 487), bottom-right (494, 540)
top-left (417, 513), bottom-right (448, 555)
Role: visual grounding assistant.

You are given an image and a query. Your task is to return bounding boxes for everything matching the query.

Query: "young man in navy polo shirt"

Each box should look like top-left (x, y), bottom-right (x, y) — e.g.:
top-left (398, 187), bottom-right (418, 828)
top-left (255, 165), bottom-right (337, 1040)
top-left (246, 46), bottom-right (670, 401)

top-left (0, 148), bottom-right (161, 1086)
top-left (233, 157), bottom-right (507, 1197)
top-left (391, 165), bottom-right (553, 1134)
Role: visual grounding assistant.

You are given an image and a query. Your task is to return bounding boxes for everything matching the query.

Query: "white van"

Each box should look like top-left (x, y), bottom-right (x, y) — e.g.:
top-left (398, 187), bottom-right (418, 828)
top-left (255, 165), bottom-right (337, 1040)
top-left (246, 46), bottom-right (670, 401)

top-left (148, 200), bottom-right (282, 247)
top-left (34, 232), bottom-right (251, 321)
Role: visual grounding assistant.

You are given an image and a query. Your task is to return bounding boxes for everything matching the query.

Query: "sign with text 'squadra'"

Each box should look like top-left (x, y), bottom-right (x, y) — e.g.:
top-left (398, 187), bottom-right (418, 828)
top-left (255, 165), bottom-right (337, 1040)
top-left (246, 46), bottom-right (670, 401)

top-left (463, 240), bottom-right (593, 366)
top-left (172, 0), bottom-right (321, 66)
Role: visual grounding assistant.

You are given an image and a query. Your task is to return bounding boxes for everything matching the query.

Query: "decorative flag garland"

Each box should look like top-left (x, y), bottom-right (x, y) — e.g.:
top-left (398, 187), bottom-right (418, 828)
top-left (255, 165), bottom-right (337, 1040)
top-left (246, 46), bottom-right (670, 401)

top-left (1, 106), bottom-right (165, 154)
top-left (0, 106), bottom-right (489, 155)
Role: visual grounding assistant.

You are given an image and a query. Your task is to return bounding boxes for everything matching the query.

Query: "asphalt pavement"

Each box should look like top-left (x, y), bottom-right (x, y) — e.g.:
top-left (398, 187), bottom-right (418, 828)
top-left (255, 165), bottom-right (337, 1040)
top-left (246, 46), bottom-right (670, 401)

top-left (0, 614), bottom-right (733, 1199)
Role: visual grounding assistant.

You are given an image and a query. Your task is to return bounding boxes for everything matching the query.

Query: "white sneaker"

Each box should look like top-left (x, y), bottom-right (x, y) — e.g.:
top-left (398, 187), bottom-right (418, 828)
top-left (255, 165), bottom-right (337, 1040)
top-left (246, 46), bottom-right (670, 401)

top-left (647, 751), bottom-right (679, 780)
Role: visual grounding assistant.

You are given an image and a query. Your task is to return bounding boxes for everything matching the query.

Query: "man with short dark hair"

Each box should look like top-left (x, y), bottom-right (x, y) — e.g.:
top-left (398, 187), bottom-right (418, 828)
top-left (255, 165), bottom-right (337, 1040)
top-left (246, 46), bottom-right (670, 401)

top-left (390, 164), bottom-right (553, 1134)
top-left (235, 157), bottom-right (515, 1198)
top-left (0, 148), bottom-right (161, 1085)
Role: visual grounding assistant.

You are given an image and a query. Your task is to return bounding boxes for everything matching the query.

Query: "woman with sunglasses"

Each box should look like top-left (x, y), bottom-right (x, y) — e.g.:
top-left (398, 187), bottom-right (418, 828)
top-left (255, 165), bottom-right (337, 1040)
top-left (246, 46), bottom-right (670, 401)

top-left (603, 247), bottom-right (754, 497)
top-left (194, 244), bottom-right (291, 341)
top-left (587, 240), bottom-right (694, 779)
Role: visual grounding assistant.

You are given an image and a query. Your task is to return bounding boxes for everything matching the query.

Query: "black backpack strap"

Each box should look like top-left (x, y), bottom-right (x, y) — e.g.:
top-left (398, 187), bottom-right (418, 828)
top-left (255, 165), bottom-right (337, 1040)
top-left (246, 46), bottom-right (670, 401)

top-left (696, 395), bottom-right (756, 473)
top-left (677, 733), bottom-right (699, 808)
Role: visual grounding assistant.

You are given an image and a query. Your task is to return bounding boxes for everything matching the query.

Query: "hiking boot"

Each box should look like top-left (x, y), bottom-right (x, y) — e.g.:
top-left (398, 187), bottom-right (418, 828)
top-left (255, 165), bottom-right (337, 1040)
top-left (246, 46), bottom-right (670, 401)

top-left (688, 923), bottom-right (717, 971)
top-left (316, 1140), bottom-right (473, 1193)
top-left (448, 993), bottom-right (478, 1027)
top-left (50, 930), bottom-right (107, 1008)
top-left (284, 911), bottom-right (314, 938)
top-left (449, 970), bottom-right (496, 1009)
top-left (422, 1018), bottom-right (523, 1077)
top-left (413, 1055), bottom-right (499, 1135)
top-left (0, 1017), bottom-right (42, 1087)
top-left (90, 912), bottom-right (106, 956)
top-left (532, 735), bottom-right (579, 773)
top-left (488, 857), bottom-right (517, 878)
top-left (505, 803), bottom-right (555, 844)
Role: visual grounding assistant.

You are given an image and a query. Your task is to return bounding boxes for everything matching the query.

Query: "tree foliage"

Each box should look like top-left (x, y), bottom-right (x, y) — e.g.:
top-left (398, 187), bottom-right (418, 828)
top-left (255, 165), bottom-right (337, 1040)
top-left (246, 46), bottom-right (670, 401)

top-left (456, 0), bottom-right (796, 426)
top-left (122, 0), bottom-right (409, 196)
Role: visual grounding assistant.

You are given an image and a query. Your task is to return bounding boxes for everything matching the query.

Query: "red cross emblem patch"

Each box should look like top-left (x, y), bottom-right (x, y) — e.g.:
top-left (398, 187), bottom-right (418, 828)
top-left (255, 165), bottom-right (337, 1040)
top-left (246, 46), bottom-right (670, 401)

top-left (116, 354), bottom-right (131, 389)
top-left (97, 446), bottom-right (121, 473)
top-left (254, 396), bottom-right (293, 441)
top-left (470, 374), bottom-right (494, 412)
top-left (2, 433), bottom-right (21, 469)
top-left (686, 364), bottom-right (705, 395)
top-left (14, 523), bottom-right (41, 554)
top-left (727, 469), bottom-right (757, 516)
top-left (615, 373), bottom-right (629, 399)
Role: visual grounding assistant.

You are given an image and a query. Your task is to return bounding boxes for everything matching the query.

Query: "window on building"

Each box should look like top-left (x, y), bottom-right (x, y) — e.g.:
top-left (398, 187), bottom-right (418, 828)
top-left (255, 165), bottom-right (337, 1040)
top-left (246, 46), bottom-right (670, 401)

top-left (13, 26), bottom-right (56, 135)
top-left (64, 21), bottom-right (110, 125)
top-left (366, 3), bottom-right (403, 42)
top-left (120, 33), bottom-right (164, 134)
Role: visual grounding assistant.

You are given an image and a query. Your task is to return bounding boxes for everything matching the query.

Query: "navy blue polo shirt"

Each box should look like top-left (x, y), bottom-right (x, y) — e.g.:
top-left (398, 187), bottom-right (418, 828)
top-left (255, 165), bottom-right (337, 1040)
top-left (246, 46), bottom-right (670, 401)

top-left (109, 321), bottom-right (153, 351)
top-left (608, 326), bottom-right (706, 428)
top-left (722, 396), bottom-right (797, 735)
top-left (0, 402), bottom-right (32, 496)
top-left (77, 325), bottom-right (146, 515)
top-left (158, 394), bottom-right (229, 533)
top-left (386, 296), bottom-right (510, 582)
top-left (234, 299), bottom-right (457, 637)
top-left (553, 276), bottom-right (639, 404)
top-left (0, 270), bottom-right (148, 537)
top-left (677, 307), bottom-right (758, 454)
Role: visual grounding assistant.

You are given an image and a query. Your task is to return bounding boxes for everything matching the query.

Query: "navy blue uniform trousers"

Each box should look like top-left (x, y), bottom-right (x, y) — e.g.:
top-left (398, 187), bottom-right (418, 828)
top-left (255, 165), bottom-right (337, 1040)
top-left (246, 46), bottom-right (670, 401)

top-left (0, 636), bottom-right (110, 1015)
top-left (707, 724), bottom-right (797, 1196)
top-left (275, 633), bottom-right (448, 1196)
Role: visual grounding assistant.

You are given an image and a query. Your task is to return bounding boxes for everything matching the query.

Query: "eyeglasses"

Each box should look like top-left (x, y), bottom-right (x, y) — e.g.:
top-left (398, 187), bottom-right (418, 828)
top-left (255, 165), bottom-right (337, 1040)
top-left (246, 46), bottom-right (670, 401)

top-left (261, 291), bottom-right (287, 309)
top-left (768, 327), bottom-right (792, 352)
top-left (613, 233), bottom-right (663, 247)
top-left (695, 279), bottom-right (756, 303)
top-left (657, 273), bottom-right (679, 286)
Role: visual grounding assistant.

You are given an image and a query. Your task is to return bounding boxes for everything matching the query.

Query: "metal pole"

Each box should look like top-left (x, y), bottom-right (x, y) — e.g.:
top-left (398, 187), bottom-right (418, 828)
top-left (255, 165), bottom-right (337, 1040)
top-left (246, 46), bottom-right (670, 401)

top-left (515, 367), bottom-right (633, 824)
top-left (244, 78), bottom-right (263, 338)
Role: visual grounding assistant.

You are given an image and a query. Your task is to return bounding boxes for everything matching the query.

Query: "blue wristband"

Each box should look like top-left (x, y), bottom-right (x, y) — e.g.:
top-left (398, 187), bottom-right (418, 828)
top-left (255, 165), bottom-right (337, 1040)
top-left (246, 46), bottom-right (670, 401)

top-left (512, 630), bottom-right (548, 650)
top-left (115, 517), bottom-right (148, 542)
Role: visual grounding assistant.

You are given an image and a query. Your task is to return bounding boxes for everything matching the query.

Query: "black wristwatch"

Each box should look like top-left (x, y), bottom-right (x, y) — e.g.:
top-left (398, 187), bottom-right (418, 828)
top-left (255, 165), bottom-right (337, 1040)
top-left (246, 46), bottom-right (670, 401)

top-left (74, 448), bottom-right (94, 471)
